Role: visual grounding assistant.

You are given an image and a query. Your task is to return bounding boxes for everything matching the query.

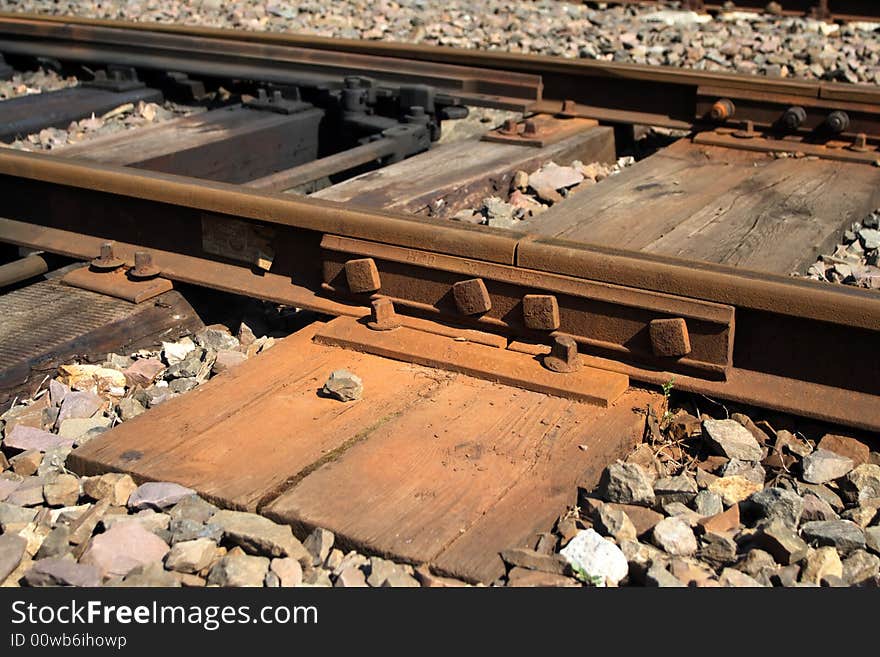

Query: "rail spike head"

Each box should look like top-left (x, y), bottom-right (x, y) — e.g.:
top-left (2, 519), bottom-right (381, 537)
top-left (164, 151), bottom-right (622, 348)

top-left (543, 334), bottom-right (580, 373)
top-left (367, 297), bottom-right (400, 331)
top-left (91, 242), bottom-right (124, 271)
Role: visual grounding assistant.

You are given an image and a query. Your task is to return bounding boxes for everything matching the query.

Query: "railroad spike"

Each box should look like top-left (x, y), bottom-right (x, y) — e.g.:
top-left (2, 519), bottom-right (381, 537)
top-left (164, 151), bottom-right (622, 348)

top-left (91, 242), bottom-right (124, 271)
top-left (129, 251), bottom-right (161, 279)
top-left (367, 297), bottom-right (400, 331)
top-left (543, 334), bottom-right (580, 373)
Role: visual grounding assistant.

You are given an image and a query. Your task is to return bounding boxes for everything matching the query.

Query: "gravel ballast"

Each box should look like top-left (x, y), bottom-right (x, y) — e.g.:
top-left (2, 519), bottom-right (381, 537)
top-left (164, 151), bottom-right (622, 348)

top-left (2, 1), bottom-right (879, 84)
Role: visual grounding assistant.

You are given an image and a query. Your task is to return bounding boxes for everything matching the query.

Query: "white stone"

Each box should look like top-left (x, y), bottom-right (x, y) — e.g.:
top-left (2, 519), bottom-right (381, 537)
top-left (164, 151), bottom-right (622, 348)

top-left (559, 529), bottom-right (628, 587)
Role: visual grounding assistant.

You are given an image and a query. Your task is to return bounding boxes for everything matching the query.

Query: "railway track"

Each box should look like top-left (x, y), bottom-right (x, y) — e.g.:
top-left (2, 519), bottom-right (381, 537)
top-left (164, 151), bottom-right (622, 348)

top-left (1, 13), bottom-right (879, 584)
top-left (600, 0), bottom-right (880, 23)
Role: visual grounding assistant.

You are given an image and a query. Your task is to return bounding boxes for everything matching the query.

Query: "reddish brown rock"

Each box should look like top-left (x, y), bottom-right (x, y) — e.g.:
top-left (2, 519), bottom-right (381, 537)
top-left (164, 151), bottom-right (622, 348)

top-left (697, 504), bottom-right (741, 534)
top-left (818, 434), bottom-right (871, 467)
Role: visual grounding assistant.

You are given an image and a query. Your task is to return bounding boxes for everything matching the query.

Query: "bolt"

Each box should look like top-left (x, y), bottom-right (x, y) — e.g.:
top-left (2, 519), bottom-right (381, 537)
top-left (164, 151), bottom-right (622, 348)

top-left (523, 119), bottom-right (538, 136)
top-left (849, 133), bottom-right (870, 153)
top-left (344, 258), bottom-right (381, 294)
top-left (780, 106), bottom-right (807, 131)
top-left (543, 334), bottom-right (580, 373)
top-left (733, 120), bottom-right (758, 139)
top-left (257, 88), bottom-right (268, 101)
top-left (500, 118), bottom-right (519, 135)
top-left (272, 90), bottom-right (283, 102)
top-left (824, 111), bottom-right (850, 134)
top-left (559, 99), bottom-right (576, 117)
top-left (91, 242), bottom-right (124, 271)
top-left (129, 251), bottom-right (161, 279)
top-left (367, 297), bottom-right (400, 331)
top-left (709, 98), bottom-right (735, 122)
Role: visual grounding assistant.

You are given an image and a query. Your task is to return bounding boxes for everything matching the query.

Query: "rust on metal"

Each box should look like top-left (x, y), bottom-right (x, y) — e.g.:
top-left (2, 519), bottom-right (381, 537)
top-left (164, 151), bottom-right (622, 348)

top-left (522, 294), bottom-right (560, 331)
top-left (62, 266), bottom-right (173, 304)
top-left (482, 114), bottom-right (600, 148)
top-left (542, 334), bottom-right (580, 374)
top-left (91, 242), bottom-right (124, 270)
top-left (129, 251), bottom-right (161, 279)
top-left (315, 317), bottom-right (627, 406)
top-left (344, 258), bottom-right (382, 294)
top-left (367, 297), bottom-right (400, 331)
top-left (649, 318), bottom-right (692, 359)
top-left (694, 129), bottom-right (880, 164)
top-left (452, 278), bottom-right (492, 315)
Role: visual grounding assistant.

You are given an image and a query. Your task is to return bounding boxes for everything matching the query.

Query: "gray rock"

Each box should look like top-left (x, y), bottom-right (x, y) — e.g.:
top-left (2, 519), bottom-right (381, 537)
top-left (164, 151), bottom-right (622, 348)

top-left (165, 538), bottom-right (217, 573)
top-left (37, 446), bottom-right (72, 478)
top-left (169, 518), bottom-right (223, 545)
top-left (866, 526), bottom-right (880, 555)
top-left (168, 377), bottom-right (198, 394)
top-left (719, 567), bottom-right (765, 587)
top-left (756, 519), bottom-right (810, 565)
top-left (166, 354), bottom-right (202, 379)
top-left (0, 477), bottom-right (19, 502)
top-left (845, 464), bottom-right (880, 503)
top-left (57, 391), bottom-right (103, 424)
top-left (697, 532), bottom-right (738, 568)
top-left (303, 527), bottom-right (334, 566)
top-left (367, 557), bottom-right (419, 587)
top-left (303, 566), bottom-right (333, 587)
top-left (128, 482), bottom-right (196, 510)
top-left (211, 510), bottom-right (309, 560)
top-left (0, 534), bottom-right (27, 583)
top-left (693, 490), bottom-right (724, 517)
top-left (6, 478), bottom-right (45, 507)
top-left (117, 562), bottom-right (181, 587)
top-left (43, 473), bottom-right (81, 507)
top-left (4, 425), bottom-right (74, 452)
top-left (559, 529), bottom-right (629, 586)
top-left (49, 379), bottom-right (69, 407)
top-left (802, 449), bottom-right (854, 484)
top-left (80, 521), bottom-right (170, 578)
top-left (796, 482), bottom-right (845, 511)
top-left (195, 327), bottom-right (240, 352)
top-left (801, 493), bottom-right (838, 522)
top-left (703, 419), bottom-right (763, 461)
top-left (334, 563), bottom-right (368, 587)
top-left (115, 397), bottom-right (146, 422)
top-left (737, 549), bottom-right (777, 577)
top-left (801, 520), bottom-right (866, 553)
top-left (57, 416), bottom-right (112, 444)
top-left (168, 495), bottom-right (218, 524)
top-left (719, 459), bottom-right (766, 485)
top-left (208, 553), bottom-right (269, 587)
top-left (594, 504), bottom-right (638, 542)
top-left (644, 562), bottom-right (686, 587)
top-left (597, 461), bottom-right (655, 505)
top-left (322, 369), bottom-right (363, 402)
top-left (499, 548), bottom-right (570, 575)
top-left (528, 162), bottom-right (584, 190)
top-left (270, 557), bottom-right (303, 587)
top-left (842, 549), bottom-right (880, 585)
top-left (750, 487), bottom-right (804, 528)
top-left (652, 517), bottom-right (698, 556)
top-left (35, 525), bottom-right (70, 560)
top-left (82, 473), bottom-right (138, 506)
top-left (653, 475), bottom-right (698, 505)
top-left (25, 558), bottom-right (101, 587)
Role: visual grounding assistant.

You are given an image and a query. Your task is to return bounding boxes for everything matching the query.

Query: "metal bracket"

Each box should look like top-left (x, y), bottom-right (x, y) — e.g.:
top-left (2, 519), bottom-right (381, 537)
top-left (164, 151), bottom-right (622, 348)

top-left (61, 266), bottom-right (172, 304)
top-left (320, 234), bottom-right (735, 382)
top-left (694, 128), bottom-right (880, 165)
top-left (482, 114), bottom-right (599, 147)
top-left (83, 66), bottom-right (146, 92)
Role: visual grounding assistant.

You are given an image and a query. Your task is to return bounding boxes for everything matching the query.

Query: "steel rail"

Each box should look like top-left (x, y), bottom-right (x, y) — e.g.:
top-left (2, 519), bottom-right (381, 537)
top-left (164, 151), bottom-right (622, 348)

top-left (0, 149), bottom-right (878, 431)
top-left (597, 1), bottom-right (880, 22)
top-left (1, 14), bottom-right (879, 136)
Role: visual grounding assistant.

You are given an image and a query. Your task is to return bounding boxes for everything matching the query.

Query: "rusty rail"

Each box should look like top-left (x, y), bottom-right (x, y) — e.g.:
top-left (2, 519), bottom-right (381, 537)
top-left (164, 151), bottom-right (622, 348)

top-left (597, 1), bottom-right (880, 22)
top-left (1, 14), bottom-right (880, 140)
top-left (0, 149), bottom-right (878, 432)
